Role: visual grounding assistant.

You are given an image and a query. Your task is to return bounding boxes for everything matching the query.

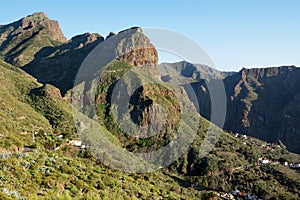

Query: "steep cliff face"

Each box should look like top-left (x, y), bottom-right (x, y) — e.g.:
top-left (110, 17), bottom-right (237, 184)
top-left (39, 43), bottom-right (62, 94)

top-left (186, 65), bottom-right (300, 153)
top-left (224, 66), bottom-right (300, 153)
top-left (0, 12), bottom-right (66, 66)
top-left (107, 27), bottom-right (158, 66)
top-left (116, 28), bottom-right (158, 66)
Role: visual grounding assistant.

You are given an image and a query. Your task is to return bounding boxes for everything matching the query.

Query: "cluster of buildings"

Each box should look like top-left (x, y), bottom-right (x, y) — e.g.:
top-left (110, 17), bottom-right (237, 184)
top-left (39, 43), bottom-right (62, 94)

top-left (234, 133), bottom-right (248, 140)
top-left (258, 157), bottom-right (273, 164)
top-left (285, 162), bottom-right (300, 169)
top-left (230, 190), bottom-right (262, 200)
top-left (218, 190), bottom-right (262, 200)
top-left (54, 135), bottom-right (86, 150)
top-left (258, 157), bottom-right (300, 169)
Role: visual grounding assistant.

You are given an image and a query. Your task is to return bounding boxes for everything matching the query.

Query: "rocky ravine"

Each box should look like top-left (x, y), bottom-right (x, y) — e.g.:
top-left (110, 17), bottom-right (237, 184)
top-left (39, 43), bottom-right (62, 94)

top-left (188, 64), bottom-right (300, 154)
top-left (224, 66), bottom-right (300, 154)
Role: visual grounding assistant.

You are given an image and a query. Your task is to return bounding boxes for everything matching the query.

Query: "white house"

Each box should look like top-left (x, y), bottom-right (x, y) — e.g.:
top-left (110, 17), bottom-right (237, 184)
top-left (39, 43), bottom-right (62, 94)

top-left (292, 164), bottom-right (300, 168)
top-left (69, 140), bottom-right (82, 147)
top-left (260, 159), bottom-right (270, 164)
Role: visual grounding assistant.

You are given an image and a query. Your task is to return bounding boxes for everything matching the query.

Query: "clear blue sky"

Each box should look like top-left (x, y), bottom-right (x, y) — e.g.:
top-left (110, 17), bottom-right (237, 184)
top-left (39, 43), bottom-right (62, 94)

top-left (1, 0), bottom-right (300, 71)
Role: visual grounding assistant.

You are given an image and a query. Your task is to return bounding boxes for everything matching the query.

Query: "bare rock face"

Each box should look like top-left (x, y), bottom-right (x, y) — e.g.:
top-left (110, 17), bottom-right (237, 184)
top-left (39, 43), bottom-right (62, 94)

top-left (118, 46), bottom-right (158, 67)
top-left (103, 27), bottom-right (158, 67)
top-left (115, 28), bottom-right (158, 66)
top-left (129, 84), bottom-right (181, 136)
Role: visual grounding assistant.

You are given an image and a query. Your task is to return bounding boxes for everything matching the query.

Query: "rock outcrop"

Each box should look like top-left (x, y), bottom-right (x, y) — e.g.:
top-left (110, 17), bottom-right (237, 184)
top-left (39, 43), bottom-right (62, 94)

top-left (115, 28), bottom-right (158, 66)
top-left (104, 27), bottom-right (158, 67)
top-left (30, 84), bottom-right (62, 99)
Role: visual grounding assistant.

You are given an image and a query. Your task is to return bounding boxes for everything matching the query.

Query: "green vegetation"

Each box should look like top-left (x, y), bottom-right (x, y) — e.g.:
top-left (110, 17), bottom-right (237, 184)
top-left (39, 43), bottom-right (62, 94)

top-left (0, 60), bottom-right (52, 137)
top-left (1, 59), bottom-right (300, 199)
top-left (28, 84), bottom-right (76, 137)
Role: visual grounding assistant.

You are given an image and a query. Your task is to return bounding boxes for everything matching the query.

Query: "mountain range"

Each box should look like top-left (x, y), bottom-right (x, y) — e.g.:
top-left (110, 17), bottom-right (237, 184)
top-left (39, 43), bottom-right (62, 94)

top-left (0, 12), bottom-right (300, 199)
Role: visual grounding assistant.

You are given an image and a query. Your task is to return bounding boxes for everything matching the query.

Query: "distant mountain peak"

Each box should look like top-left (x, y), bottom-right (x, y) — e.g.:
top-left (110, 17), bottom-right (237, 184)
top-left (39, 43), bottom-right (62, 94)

top-left (70, 32), bottom-right (104, 47)
top-left (20, 12), bottom-right (66, 41)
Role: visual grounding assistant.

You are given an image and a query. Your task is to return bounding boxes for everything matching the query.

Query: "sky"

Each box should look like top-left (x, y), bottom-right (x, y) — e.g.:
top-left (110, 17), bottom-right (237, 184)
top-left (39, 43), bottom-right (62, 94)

top-left (1, 0), bottom-right (300, 71)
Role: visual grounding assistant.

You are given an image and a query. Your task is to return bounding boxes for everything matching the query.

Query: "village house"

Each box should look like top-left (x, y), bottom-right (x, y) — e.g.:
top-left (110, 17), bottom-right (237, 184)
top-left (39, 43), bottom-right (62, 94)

top-left (290, 163), bottom-right (300, 169)
top-left (259, 158), bottom-right (270, 164)
top-left (69, 139), bottom-right (82, 147)
top-left (242, 135), bottom-right (248, 140)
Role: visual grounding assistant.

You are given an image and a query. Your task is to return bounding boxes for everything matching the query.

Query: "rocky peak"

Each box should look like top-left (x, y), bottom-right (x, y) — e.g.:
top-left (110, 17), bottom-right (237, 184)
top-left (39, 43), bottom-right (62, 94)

top-left (69, 33), bottom-right (104, 48)
top-left (77, 26), bottom-right (158, 74)
top-left (0, 12), bottom-right (67, 66)
top-left (20, 12), bottom-right (67, 42)
top-left (114, 27), bottom-right (158, 66)
top-left (22, 12), bottom-right (48, 24)
top-left (106, 32), bottom-right (116, 39)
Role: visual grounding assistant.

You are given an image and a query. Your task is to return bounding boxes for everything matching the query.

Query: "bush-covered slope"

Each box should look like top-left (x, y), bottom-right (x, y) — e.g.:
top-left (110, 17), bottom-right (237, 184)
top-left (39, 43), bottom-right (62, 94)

top-left (0, 60), bottom-right (52, 149)
top-left (85, 60), bottom-right (300, 199)
top-left (1, 58), bottom-right (300, 199)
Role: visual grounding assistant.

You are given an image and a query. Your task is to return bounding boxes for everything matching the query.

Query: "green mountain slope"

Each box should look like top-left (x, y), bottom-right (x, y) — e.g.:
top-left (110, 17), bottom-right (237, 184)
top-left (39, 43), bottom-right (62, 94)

top-left (92, 59), bottom-right (300, 199)
top-left (0, 60), bottom-right (52, 149)
top-left (1, 58), bottom-right (300, 199)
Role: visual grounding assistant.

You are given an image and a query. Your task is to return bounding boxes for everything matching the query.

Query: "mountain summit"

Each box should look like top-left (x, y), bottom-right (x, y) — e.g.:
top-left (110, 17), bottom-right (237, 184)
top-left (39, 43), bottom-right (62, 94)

top-left (0, 12), bottom-right (66, 66)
